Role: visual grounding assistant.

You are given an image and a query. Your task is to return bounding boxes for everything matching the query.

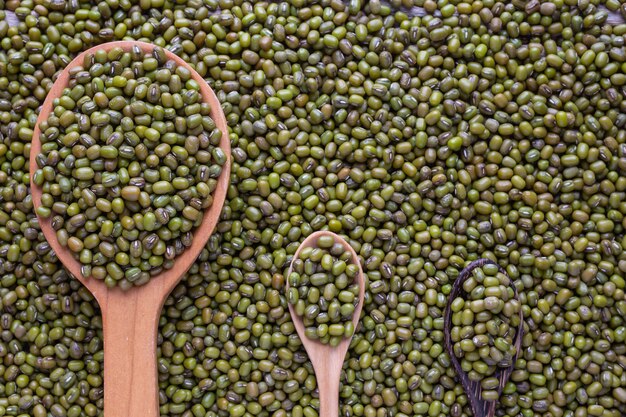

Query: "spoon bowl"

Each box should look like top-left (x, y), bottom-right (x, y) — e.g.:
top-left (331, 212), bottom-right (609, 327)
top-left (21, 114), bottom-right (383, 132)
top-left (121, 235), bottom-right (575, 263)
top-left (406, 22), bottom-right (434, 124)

top-left (286, 231), bottom-right (365, 417)
top-left (443, 259), bottom-right (524, 417)
top-left (29, 41), bottom-right (231, 417)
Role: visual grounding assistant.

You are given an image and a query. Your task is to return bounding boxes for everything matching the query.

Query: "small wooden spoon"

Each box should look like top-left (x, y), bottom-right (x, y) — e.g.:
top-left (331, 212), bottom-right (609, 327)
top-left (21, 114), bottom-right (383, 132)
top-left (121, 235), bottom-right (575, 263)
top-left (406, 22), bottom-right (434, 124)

top-left (286, 231), bottom-right (365, 417)
top-left (443, 259), bottom-right (524, 417)
top-left (29, 41), bottom-right (231, 417)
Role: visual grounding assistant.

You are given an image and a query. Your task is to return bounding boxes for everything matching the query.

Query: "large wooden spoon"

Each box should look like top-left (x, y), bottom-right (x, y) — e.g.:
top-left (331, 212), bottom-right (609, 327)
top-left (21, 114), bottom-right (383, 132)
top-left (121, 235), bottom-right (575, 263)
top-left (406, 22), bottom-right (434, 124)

top-left (29, 41), bottom-right (231, 417)
top-left (286, 231), bottom-right (365, 417)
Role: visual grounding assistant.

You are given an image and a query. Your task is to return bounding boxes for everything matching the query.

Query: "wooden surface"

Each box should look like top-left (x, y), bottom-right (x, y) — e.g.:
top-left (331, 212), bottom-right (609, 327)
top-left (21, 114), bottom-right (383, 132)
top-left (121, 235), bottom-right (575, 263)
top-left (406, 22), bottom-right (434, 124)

top-left (286, 231), bottom-right (365, 417)
top-left (443, 259), bottom-right (524, 417)
top-left (29, 41), bottom-right (231, 417)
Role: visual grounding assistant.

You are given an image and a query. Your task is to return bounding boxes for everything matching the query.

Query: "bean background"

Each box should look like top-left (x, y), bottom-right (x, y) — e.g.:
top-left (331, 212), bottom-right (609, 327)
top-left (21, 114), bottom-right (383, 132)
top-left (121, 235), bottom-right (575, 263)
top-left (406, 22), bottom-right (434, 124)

top-left (1, 1), bottom-right (626, 417)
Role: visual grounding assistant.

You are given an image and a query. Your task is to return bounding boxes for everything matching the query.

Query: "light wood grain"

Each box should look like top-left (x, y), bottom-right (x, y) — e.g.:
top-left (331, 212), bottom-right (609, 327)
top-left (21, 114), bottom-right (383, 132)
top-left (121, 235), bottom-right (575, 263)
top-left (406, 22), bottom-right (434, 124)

top-left (29, 41), bottom-right (231, 417)
top-left (286, 231), bottom-right (365, 417)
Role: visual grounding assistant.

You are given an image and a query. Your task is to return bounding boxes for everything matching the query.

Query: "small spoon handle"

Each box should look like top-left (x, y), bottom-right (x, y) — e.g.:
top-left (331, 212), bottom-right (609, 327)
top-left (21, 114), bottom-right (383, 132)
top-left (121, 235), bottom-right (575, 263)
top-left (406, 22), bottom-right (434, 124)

top-left (317, 362), bottom-right (341, 417)
top-left (290, 308), bottom-right (352, 417)
top-left (99, 288), bottom-right (162, 417)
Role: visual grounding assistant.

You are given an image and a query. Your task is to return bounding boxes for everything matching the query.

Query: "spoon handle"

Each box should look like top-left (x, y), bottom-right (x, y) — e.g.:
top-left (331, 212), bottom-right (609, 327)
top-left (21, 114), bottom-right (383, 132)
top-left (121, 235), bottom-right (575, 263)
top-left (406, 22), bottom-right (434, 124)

top-left (100, 289), bottom-right (161, 417)
top-left (315, 358), bottom-right (342, 417)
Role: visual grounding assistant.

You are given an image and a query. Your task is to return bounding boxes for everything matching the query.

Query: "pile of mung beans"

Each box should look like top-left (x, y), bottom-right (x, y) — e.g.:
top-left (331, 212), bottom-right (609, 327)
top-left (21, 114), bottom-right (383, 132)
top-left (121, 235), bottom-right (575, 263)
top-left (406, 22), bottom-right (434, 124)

top-left (287, 234), bottom-right (360, 346)
top-left (33, 44), bottom-right (225, 289)
top-left (1, 0), bottom-right (626, 417)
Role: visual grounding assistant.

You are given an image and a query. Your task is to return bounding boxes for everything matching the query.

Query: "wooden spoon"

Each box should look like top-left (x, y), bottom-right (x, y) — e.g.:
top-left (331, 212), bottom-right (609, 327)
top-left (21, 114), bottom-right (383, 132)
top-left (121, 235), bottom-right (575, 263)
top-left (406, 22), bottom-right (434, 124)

top-left (286, 231), bottom-right (365, 417)
top-left (29, 41), bottom-right (231, 417)
top-left (443, 259), bottom-right (524, 417)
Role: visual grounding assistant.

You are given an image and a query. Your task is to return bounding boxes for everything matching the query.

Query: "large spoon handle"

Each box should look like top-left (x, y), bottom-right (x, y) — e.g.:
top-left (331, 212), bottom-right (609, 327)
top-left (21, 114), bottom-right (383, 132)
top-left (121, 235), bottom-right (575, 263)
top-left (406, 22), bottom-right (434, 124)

top-left (100, 289), bottom-right (161, 417)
